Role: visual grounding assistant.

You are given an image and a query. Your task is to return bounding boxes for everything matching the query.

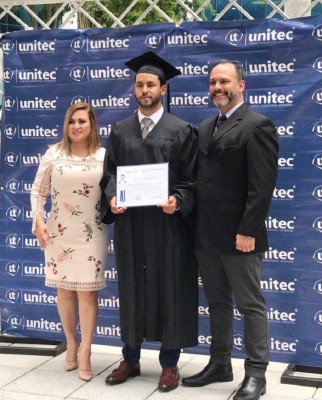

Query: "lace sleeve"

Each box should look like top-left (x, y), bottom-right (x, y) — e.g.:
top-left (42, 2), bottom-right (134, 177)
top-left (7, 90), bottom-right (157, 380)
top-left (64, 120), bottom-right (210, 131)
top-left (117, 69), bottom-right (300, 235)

top-left (30, 146), bottom-right (55, 233)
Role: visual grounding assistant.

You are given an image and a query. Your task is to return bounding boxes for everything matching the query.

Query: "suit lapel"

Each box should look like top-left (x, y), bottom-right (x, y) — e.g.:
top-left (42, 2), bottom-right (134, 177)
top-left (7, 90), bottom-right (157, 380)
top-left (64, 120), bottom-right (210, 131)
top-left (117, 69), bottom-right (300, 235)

top-left (211, 103), bottom-right (249, 144)
top-left (212, 117), bottom-right (237, 143)
top-left (201, 117), bottom-right (217, 155)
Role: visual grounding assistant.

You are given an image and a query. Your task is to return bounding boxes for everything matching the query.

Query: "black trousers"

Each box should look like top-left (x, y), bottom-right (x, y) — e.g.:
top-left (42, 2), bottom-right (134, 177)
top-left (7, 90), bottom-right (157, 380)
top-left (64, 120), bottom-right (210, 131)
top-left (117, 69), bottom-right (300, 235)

top-left (196, 249), bottom-right (268, 378)
top-left (122, 344), bottom-right (181, 368)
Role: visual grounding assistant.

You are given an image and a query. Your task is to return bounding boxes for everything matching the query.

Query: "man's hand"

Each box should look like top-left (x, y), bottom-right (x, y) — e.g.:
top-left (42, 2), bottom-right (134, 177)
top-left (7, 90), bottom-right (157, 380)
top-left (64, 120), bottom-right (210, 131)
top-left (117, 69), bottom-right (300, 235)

top-left (236, 234), bottom-right (255, 253)
top-left (110, 196), bottom-right (127, 214)
top-left (158, 195), bottom-right (178, 214)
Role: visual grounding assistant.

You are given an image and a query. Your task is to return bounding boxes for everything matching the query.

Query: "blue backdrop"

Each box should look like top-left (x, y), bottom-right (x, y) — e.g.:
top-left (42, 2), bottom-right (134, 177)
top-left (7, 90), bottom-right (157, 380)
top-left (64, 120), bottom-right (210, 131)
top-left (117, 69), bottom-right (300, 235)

top-left (1, 15), bottom-right (322, 367)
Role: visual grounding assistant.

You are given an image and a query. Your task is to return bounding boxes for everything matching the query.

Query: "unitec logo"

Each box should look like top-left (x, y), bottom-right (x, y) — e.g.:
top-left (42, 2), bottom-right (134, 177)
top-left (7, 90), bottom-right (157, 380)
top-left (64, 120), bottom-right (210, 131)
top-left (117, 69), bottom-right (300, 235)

top-left (5, 289), bottom-right (20, 304)
top-left (225, 29), bottom-right (243, 46)
top-left (313, 57), bottom-right (322, 73)
top-left (312, 88), bottom-right (322, 105)
top-left (2, 39), bottom-right (14, 53)
top-left (4, 124), bottom-right (17, 139)
top-left (3, 68), bottom-right (14, 83)
top-left (4, 152), bottom-right (19, 167)
top-left (71, 95), bottom-right (88, 105)
top-left (314, 311), bottom-right (322, 326)
top-left (70, 66), bottom-right (86, 82)
top-left (315, 342), bottom-right (322, 356)
top-left (312, 185), bottom-right (322, 201)
top-left (313, 217), bottom-right (322, 233)
top-left (5, 262), bottom-right (20, 276)
top-left (6, 206), bottom-right (21, 221)
top-left (6, 234), bottom-right (21, 248)
top-left (313, 121), bottom-right (322, 137)
top-left (7, 314), bottom-right (24, 329)
top-left (145, 33), bottom-right (162, 49)
top-left (4, 96), bottom-right (16, 111)
top-left (313, 249), bottom-right (322, 264)
top-left (313, 279), bottom-right (322, 295)
top-left (312, 154), bottom-right (322, 170)
top-left (70, 37), bottom-right (85, 52)
top-left (312, 25), bottom-right (322, 41)
top-left (233, 334), bottom-right (244, 351)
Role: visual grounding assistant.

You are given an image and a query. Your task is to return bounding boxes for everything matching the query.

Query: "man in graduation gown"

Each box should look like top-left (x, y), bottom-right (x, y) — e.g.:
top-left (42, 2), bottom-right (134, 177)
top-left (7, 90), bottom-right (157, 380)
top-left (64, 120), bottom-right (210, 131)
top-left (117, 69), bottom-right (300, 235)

top-left (100, 51), bottom-right (198, 392)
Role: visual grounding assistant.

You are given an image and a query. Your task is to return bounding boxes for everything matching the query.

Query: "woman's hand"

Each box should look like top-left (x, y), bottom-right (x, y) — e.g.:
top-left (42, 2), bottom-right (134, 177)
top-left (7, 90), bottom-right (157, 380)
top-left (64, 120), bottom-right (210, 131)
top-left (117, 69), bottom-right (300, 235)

top-left (35, 219), bottom-right (50, 249)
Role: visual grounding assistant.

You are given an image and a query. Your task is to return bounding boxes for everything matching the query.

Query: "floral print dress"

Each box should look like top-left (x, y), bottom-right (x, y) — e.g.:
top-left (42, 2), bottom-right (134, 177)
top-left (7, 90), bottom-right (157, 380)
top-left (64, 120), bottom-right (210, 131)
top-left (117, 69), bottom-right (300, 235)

top-left (30, 145), bottom-right (108, 291)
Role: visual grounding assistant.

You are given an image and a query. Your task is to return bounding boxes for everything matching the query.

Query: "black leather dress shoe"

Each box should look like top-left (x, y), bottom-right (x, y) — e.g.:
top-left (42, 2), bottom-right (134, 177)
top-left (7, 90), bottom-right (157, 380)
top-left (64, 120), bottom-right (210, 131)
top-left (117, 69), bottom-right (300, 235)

top-left (233, 375), bottom-right (266, 400)
top-left (181, 362), bottom-right (233, 387)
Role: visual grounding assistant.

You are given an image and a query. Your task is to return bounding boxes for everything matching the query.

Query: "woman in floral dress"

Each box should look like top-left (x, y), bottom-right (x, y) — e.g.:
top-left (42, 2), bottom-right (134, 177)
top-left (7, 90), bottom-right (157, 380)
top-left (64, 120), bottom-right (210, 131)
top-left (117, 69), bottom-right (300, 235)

top-left (31, 102), bottom-right (108, 382)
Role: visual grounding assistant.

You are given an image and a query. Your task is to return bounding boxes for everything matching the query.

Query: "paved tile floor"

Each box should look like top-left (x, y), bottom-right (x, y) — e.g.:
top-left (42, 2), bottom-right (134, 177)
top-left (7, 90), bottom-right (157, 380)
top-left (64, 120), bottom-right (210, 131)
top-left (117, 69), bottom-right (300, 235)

top-left (0, 342), bottom-right (321, 400)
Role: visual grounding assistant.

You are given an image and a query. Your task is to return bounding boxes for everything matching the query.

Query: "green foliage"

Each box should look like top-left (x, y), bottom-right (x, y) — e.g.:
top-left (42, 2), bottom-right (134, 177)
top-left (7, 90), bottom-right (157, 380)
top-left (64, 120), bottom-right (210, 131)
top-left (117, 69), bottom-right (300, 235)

top-left (27, 4), bottom-right (69, 29)
top-left (79, 0), bottom-right (214, 28)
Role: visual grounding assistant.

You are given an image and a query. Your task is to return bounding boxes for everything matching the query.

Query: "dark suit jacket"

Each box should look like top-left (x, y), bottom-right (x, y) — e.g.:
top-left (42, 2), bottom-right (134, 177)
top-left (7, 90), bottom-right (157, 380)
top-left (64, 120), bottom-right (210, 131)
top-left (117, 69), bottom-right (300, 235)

top-left (196, 102), bottom-right (279, 253)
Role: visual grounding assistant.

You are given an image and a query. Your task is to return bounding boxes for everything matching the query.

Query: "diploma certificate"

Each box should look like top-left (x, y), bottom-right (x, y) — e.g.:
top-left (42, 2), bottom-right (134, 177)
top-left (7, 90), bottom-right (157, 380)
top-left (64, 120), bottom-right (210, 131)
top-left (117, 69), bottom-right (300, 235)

top-left (116, 163), bottom-right (169, 207)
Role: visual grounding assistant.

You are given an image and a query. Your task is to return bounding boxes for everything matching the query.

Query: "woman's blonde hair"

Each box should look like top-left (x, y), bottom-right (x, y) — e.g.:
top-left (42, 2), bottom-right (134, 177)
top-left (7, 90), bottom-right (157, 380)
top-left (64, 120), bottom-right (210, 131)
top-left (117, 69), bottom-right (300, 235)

top-left (57, 102), bottom-right (101, 155)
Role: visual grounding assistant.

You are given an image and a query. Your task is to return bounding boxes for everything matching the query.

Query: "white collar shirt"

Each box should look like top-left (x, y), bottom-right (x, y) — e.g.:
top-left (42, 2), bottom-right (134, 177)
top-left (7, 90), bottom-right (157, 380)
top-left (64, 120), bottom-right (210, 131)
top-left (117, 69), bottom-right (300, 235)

top-left (138, 106), bottom-right (164, 133)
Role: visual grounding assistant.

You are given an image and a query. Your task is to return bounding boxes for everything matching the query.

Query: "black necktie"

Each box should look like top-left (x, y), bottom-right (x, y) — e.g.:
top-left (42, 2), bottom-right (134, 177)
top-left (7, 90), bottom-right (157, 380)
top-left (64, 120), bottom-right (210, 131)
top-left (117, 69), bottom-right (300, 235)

top-left (213, 114), bottom-right (227, 136)
top-left (216, 114), bottom-right (227, 129)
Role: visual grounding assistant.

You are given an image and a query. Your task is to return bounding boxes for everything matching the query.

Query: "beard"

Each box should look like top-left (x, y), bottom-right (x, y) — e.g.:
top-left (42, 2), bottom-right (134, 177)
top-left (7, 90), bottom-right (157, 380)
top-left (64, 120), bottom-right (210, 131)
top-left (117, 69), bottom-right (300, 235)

top-left (135, 94), bottom-right (161, 110)
top-left (211, 88), bottom-right (239, 108)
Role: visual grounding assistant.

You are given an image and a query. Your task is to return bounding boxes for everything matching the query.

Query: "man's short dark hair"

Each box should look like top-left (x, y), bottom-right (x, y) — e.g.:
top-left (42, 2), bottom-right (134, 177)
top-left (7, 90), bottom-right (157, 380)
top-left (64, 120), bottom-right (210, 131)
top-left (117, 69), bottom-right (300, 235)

top-left (213, 59), bottom-right (245, 81)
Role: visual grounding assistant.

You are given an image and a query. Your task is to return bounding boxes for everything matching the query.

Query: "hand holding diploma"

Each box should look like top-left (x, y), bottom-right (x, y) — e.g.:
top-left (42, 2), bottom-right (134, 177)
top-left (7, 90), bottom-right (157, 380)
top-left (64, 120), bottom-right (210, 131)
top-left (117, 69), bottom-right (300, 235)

top-left (158, 195), bottom-right (178, 214)
top-left (110, 196), bottom-right (127, 214)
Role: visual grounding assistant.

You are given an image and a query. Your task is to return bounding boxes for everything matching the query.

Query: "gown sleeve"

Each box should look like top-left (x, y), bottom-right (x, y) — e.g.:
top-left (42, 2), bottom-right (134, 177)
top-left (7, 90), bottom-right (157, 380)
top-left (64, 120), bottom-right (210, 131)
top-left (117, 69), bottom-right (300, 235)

top-left (99, 126), bottom-right (117, 224)
top-left (172, 123), bottom-right (198, 218)
top-left (30, 146), bottom-right (54, 233)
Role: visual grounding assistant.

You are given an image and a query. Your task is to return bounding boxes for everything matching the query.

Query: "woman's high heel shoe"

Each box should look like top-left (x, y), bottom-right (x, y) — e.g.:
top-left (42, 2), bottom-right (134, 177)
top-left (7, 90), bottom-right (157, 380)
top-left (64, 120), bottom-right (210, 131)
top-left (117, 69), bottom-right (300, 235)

top-left (79, 369), bottom-right (92, 381)
top-left (78, 345), bottom-right (92, 381)
top-left (64, 360), bottom-right (78, 371)
top-left (64, 342), bottom-right (79, 371)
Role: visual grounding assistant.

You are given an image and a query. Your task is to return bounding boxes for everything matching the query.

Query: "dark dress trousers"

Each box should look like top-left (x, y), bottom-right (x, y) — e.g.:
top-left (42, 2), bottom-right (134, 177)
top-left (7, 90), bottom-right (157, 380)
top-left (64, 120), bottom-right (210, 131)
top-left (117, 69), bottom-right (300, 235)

top-left (196, 102), bottom-right (278, 377)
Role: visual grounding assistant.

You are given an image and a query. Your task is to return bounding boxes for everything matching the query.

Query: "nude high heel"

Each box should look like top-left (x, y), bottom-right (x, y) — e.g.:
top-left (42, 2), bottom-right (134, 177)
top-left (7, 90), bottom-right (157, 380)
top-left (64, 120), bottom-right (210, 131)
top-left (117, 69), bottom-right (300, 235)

top-left (64, 342), bottom-right (79, 371)
top-left (78, 369), bottom-right (93, 381)
top-left (64, 360), bottom-right (78, 371)
top-left (78, 345), bottom-right (92, 381)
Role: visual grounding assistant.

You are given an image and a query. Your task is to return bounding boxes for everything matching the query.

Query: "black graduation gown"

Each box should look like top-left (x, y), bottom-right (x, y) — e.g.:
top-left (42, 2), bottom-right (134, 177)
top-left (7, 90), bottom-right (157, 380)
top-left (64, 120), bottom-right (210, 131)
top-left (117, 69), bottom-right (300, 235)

top-left (101, 112), bottom-right (199, 349)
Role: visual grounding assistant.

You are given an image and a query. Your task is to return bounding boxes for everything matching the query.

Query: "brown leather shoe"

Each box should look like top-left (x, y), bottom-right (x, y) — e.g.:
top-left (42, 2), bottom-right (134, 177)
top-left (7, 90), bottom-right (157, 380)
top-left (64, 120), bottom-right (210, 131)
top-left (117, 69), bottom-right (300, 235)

top-left (158, 367), bottom-right (179, 392)
top-left (105, 360), bottom-right (140, 385)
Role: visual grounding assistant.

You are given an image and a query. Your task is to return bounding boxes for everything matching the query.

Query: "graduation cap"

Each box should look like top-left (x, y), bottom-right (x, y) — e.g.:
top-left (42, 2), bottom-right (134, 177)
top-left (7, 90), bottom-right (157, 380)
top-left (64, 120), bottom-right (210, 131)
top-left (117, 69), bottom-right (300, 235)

top-left (125, 51), bottom-right (181, 112)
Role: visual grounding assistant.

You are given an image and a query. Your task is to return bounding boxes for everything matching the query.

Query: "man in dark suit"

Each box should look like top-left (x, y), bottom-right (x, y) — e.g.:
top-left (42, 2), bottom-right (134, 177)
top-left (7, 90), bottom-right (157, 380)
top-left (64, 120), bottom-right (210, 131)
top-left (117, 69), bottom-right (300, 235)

top-left (182, 60), bottom-right (278, 400)
top-left (100, 51), bottom-right (198, 392)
